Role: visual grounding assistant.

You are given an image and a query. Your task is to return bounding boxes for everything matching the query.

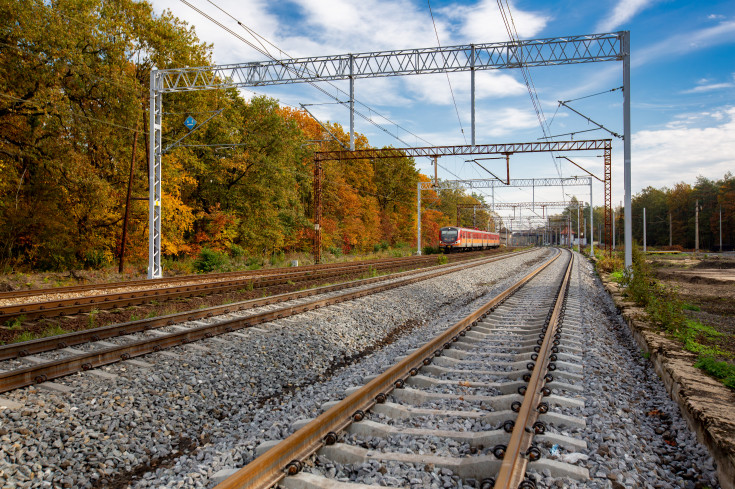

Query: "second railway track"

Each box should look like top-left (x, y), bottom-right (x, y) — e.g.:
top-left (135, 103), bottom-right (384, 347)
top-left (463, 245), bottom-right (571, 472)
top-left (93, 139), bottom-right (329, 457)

top-left (0, 250), bottom-right (533, 394)
top-left (0, 251), bottom-right (501, 323)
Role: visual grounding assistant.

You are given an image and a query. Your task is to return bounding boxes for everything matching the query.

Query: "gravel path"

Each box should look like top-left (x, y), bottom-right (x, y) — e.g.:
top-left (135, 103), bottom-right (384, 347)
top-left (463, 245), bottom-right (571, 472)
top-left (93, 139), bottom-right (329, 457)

top-left (0, 250), bottom-right (549, 488)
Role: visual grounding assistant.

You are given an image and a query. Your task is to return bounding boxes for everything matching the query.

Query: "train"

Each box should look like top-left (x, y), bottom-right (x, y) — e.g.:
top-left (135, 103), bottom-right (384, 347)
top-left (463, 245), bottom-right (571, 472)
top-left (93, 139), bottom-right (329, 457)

top-left (439, 226), bottom-right (501, 252)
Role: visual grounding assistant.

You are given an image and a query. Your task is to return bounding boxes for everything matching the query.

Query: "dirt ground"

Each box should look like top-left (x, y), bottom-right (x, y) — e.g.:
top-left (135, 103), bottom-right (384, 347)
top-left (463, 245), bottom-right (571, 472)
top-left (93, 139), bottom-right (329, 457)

top-left (650, 253), bottom-right (735, 360)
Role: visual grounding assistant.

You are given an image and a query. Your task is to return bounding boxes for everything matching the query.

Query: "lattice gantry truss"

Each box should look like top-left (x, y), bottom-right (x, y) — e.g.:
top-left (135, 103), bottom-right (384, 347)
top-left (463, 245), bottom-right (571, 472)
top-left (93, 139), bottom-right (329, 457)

top-left (148, 32), bottom-right (629, 277)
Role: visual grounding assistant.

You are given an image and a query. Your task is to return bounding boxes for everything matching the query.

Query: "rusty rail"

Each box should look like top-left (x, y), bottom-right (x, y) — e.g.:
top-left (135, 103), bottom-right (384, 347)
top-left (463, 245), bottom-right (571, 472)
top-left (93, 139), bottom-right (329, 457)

top-left (494, 250), bottom-right (573, 488)
top-left (0, 251), bottom-right (529, 394)
top-left (0, 252), bottom-right (499, 322)
top-left (0, 249), bottom-right (531, 362)
top-left (213, 249), bottom-right (563, 489)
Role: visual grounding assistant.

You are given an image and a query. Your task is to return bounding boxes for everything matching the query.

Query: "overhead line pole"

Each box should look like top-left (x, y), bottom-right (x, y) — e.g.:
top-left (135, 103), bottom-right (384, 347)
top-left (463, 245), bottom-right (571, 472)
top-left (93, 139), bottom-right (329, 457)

top-left (623, 30), bottom-right (632, 269)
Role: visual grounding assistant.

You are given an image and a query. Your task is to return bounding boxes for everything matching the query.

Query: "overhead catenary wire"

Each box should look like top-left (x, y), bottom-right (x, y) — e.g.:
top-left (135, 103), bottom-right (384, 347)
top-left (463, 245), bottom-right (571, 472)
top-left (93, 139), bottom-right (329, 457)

top-left (184, 0), bottom-right (436, 150)
top-left (427, 0), bottom-right (467, 145)
top-left (178, 0), bottom-right (475, 184)
top-left (496, 0), bottom-right (565, 196)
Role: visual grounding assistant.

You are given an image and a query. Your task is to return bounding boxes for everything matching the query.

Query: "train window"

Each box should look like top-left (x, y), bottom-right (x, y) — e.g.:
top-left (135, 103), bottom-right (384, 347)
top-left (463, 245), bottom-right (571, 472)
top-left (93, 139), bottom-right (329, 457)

top-left (441, 228), bottom-right (458, 242)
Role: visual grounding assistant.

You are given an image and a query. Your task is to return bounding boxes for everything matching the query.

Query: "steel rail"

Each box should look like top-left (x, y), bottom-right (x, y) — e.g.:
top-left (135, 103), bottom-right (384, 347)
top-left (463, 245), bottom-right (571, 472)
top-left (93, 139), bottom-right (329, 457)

top-left (0, 253), bottom-right (491, 322)
top-left (213, 249), bottom-right (563, 489)
top-left (494, 249), bottom-right (574, 488)
top-left (0, 250), bottom-right (530, 362)
top-left (0, 253), bottom-right (478, 301)
top-left (0, 251), bottom-right (529, 394)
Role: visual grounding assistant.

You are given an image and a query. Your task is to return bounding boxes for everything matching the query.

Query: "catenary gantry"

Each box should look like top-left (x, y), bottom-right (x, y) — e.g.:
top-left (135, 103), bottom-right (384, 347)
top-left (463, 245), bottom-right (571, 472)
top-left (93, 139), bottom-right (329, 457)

top-left (148, 32), bottom-right (630, 277)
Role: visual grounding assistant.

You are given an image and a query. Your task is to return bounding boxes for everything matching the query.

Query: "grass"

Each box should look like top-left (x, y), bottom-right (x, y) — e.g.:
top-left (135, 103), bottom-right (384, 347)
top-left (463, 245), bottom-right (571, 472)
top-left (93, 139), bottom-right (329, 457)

top-left (88, 309), bottom-right (99, 329)
top-left (694, 356), bottom-right (735, 389)
top-left (11, 324), bottom-right (71, 343)
top-left (606, 245), bottom-right (734, 390)
top-left (437, 255), bottom-right (449, 265)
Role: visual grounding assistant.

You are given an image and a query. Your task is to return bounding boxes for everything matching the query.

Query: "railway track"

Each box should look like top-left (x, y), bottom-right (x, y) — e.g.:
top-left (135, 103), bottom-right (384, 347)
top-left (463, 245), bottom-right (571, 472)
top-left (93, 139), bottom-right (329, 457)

top-left (0, 250), bottom-right (531, 395)
top-left (0, 251), bottom-right (499, 323)
top-left (214, 248), bottom-right (584, 489)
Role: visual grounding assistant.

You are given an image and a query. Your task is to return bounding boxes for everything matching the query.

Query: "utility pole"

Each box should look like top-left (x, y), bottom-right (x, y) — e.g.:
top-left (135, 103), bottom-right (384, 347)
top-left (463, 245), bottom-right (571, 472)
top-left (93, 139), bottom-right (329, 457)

top-left (720, 206), bottom-right (723, 253)
top-left (643, 207), bottom-right (647, 253)
top-left (695, 199), bottom-right (700, 254)
top-left (612, 209), bottom-right (616, 250)
top-left (577, 205), bottom-right (580, 253)
top-left (669, 212), bottom-right (672, 247)
top-left (416, 182), bottom-right (422, 256)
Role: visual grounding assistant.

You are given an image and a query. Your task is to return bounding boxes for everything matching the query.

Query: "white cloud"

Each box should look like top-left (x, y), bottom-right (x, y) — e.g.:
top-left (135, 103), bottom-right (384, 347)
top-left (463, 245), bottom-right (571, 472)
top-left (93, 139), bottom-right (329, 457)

top-left (681, 82), bottom-right (734, 94)
top-left (634, 20), bottom-right (735, 67)
top-left (405, 71), bottom-right (526, 105)
top-left (597, 0), bottom-right (656, 32)
top-left (442, 0), bottom-right (550, 42)
top-left (632, 107), bottom-right (735, 191)
top-left (708, 14), bottom-right (725, 20)
top-left (476, 107), bottom-right (540, 138)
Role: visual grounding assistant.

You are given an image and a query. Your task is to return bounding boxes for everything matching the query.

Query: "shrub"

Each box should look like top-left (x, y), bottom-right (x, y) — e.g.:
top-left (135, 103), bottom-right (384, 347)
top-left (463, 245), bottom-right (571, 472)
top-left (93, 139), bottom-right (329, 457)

top-left (83, 249), bottom-right (112, 270)
top-left (437, 254), bottom-right (449, 265)
top-left (229, 244), bottom-right (245, 258)
top-left (193, 248), bottom-right (228, 273)
top-left (597, 252), bottom-right (623, 273)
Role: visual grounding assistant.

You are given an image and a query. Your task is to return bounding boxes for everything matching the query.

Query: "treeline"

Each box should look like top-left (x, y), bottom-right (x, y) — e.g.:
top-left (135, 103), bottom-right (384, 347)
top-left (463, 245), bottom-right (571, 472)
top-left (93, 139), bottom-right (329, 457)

top-left (0, 0), bottom-right (491, 272)
top-left (625, 174), bottom-right (735, 250)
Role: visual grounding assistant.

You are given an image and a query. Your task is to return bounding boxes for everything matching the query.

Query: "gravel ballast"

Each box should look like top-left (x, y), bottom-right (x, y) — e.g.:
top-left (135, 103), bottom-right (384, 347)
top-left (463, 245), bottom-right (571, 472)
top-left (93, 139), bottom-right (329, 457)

top-left (0, 249), bottom-right (721, 489)
top-left (0, 250), bottom-right (548, 488)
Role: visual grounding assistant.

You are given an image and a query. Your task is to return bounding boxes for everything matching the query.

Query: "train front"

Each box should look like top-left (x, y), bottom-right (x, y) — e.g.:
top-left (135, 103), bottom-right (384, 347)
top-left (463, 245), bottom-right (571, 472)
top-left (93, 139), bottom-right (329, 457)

top-left (439, 226), bottom-right (459, 252)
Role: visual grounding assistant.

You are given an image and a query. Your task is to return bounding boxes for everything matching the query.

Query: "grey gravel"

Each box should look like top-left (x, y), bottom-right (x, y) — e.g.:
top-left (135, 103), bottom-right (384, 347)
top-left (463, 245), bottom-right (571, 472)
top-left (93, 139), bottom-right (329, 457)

top-left (0, 250), bottom-right (548, 488)
top-left (0, 249), bottom-right (720, 489)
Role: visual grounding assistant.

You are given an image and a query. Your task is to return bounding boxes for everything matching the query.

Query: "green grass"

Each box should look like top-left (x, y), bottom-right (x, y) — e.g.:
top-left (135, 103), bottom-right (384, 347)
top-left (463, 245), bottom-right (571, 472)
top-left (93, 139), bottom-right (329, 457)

top-left (5, 316), bottom-right (25, 330)
top-left (694, 356), bottom-right (735, 390)
top-left (11, 324), bottom-right (70, 343)
top-left (609, 270), bottom-right (624, 283)
top-left (616, 246), bottom-right (733, 388)
top-left (437, 255), bottom-right (449, 265)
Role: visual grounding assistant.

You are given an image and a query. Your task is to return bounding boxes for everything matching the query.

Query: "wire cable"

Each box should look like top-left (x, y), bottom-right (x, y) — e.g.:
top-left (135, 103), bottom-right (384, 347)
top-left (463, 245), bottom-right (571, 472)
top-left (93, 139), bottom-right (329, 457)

top-left (427, 0), bottom-right (467, 145)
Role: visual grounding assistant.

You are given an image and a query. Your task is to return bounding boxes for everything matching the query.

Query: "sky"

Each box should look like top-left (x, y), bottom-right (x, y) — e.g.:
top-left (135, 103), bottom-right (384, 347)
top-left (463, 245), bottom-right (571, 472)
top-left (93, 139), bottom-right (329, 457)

top-left (150, 0), bottom-right (735, 228)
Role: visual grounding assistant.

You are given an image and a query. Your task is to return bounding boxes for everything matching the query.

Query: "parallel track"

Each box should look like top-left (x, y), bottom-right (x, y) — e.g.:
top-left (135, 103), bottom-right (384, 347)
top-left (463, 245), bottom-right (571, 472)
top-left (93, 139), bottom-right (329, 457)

top-left (214, 248), bottom-right (581, 489)
top-left (0, 251), bottom-right (500, 323)
top-left (0, 250), bottom-right (528, 394)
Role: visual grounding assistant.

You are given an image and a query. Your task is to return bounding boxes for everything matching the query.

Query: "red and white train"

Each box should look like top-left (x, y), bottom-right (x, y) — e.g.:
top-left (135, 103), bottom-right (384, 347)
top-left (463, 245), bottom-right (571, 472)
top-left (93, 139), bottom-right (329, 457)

top-left (439, 226), bottom-right (501, 252)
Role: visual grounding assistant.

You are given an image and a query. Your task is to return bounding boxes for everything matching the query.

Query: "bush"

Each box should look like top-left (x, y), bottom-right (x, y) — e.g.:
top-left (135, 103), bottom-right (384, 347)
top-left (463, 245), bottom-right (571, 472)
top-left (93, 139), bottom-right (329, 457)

top-left (422, 246), bottom-right (440, 255)
top-left (193, 248), bottom-right (228, 273)
top-left (270, 251), bottom-right (285, 266)
top-left (437, 254), bottom-right (449, 265)
top-left (83, 249), bottom-right (112, 270)
top-left (229, 244), bottom-right (245, 258)
top-left (597, 252), bottom-right (623, 273)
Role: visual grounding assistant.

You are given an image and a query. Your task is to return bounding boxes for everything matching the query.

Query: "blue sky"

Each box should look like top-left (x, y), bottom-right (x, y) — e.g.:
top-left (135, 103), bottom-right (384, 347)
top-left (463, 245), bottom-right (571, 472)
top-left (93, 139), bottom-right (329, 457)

top-left (150, 0), bottom-right (735, 227)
